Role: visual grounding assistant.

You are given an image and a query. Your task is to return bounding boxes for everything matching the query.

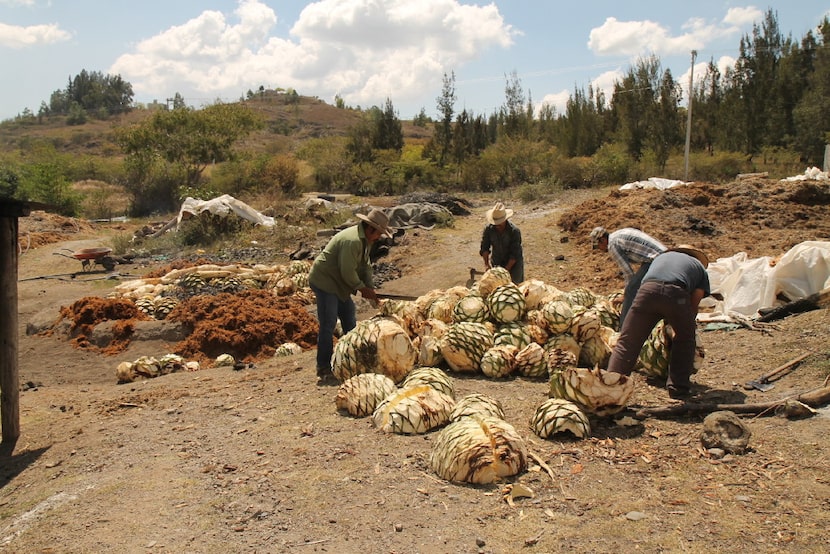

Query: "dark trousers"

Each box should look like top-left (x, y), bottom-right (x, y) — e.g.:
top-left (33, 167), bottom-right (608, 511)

top-left (620, 262), bottom-right (651, 327)
top-left (310, 284), bottom-right (356, 374)
top-left (607, 281), bottom-right (698, 392)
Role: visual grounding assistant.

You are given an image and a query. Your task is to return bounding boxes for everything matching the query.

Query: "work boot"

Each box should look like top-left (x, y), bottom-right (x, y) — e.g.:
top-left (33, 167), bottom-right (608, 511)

top-left (316, 368), bottom-right (338, 387)
top-left (667, 386), bottom-right (692, 400)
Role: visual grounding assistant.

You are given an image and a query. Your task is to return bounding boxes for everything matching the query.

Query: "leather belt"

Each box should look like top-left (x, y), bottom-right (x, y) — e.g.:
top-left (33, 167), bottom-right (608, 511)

top-left (643, 279), bottom-right (687, 290)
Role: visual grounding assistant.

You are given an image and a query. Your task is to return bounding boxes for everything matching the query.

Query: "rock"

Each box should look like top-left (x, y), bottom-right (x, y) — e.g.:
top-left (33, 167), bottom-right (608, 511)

top-left (700, 411), bottom-right (751, 454)
top-left (88, 320), bottom-right (188, 346)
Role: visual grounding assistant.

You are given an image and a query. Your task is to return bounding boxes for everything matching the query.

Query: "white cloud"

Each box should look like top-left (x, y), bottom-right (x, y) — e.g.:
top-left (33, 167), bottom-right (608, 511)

top-left (591, 68), bottom-right (623, 98)
top-left (588, 17), bottom-right (700, 57)
top-left (723, 6), bottom-right (763, 26)
top-left (0, 21), bottom-right (71, 48)
top-left (537, 90), bottom-right (570, 116)
top-left (110, 0), bottom-right (515, 109)
top-left (0, 0), bottom-right (37, 6)
top-left (588, 7), bottom-right (762, 60)
top-left (676, 55), bottom-right (737, 102)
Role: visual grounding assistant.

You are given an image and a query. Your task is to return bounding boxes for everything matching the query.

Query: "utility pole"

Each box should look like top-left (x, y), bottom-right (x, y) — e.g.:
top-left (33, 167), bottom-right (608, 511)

top-left (683, 50), bottom-right (697, 181)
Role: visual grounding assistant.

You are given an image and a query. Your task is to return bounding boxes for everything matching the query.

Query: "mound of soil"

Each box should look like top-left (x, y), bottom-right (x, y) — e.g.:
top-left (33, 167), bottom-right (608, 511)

top-left (555, 178), bottom-right (830, 292)
top-left (17, 210), bottom-right (97, 250)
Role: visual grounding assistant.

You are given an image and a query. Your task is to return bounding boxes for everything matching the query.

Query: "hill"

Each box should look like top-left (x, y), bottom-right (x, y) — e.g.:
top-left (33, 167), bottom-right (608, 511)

top-left (0, 92), bottom-right (432, 159)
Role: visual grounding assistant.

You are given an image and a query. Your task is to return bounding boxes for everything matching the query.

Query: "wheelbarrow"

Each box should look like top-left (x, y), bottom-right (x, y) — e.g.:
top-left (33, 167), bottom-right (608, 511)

top-left (53, 247), bottom-right (117, 272)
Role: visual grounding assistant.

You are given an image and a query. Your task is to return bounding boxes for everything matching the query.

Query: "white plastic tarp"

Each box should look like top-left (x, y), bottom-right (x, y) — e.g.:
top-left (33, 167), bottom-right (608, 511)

top-left (176, 194), bottom-right (275, 229)
top-left (780, 167), bottom-right (830, 182)
top-left (703, 241), bottom-right (830, 321)
top-left (619, 178), bottom-right (687, 191)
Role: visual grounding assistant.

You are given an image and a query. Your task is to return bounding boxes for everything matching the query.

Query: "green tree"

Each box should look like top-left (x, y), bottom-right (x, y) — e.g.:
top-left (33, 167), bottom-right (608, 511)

top-left (650, 68), bottom-right (682, 170)
top-left (611, 56), bottom-right (660, 160)
top-left (433, 71), bottom-right (456, 166)
top-left (115, 103), bottom-right (262, 214)
top-left (345, 116), bottom-right (375, 163)
top-left (374, 98), bottom-right (403, 151)
top-left (0, 167), bottom-right (20, 200)
top-left (722, 9), bottom-right (785, 153)
top-left (296, 136), bottom-right (351, 190)
top-left (66, 102), bottom-right (88, 125)
top-left (501, 70), bottom-right (530, 139)
top-left (558, 84), bottom-right (606, 157)
top-left (690, 59), bottom-right (723, 153)
top-left (413, 107), bottom-right (430, 127)
top-left (793, 17), bottom-right (830, 163)
top-left (172, 92), bottom-right (187, 110)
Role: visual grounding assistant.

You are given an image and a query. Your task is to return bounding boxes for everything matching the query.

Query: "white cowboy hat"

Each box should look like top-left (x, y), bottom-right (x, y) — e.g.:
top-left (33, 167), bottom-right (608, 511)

top-left (669, 244), bottom-right (709, 268)
top-left (356, 208), bottom-right (392, 238)
top-left (486, 202), bottom-right (514, 225)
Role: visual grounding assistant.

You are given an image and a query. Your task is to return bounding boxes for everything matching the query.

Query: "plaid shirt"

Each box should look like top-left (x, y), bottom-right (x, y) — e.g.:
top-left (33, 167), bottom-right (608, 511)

top-left (608, 228), bottom-right (666, 280)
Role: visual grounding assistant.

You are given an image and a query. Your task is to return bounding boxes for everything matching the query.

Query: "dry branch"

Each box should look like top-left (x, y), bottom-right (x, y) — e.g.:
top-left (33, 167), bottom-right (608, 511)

top-left (635, 384), bottom-right (830, 419)
top-left (757, 286), bottom-right (830, 322)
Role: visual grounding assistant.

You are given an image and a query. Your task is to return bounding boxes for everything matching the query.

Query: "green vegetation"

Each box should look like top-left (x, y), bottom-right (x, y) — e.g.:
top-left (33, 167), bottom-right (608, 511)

top-left (1, 10), bottom-right (827, 218)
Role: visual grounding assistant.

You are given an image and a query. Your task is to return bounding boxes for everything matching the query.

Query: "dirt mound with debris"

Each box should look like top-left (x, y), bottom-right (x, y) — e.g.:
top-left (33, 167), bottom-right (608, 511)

top-left (555, 178), bottom-right (830, 292)
top-left (17, 210), bottom-right (97, 250)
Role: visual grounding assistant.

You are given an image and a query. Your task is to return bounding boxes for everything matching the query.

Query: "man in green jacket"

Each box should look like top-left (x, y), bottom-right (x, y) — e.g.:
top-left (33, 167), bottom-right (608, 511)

top-left (308, 208), bottom-right (391, 385)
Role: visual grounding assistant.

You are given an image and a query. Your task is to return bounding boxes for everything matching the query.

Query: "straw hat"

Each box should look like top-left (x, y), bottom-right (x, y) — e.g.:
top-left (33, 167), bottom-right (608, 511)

top-left (669, 244), bottom-right (709, 268)
top-left (486, 202), bottom-right (514, 225)
top-left (356, 208), bottom-right (392, 238)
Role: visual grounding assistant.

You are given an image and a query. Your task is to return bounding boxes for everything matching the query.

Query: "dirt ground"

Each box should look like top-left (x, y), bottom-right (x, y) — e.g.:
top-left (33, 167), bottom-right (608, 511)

top-left (2, 179), bottom-right (830, 553)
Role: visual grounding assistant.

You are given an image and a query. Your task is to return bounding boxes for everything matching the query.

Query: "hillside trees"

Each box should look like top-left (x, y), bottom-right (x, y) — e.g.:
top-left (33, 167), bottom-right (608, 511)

top-left (793, 17), bottom-right (830, 162)
top-left (431, 72), bottom-right (457, 166)
top-left (48, 70), bottom-right (134, 121)
top-left (115, 103), bottom-right (262, 215)
top-left (610, 56), bottom-right (662, 161)
top-left (345, 98), bottom-right (403, 163)
top-left (500, 70), bottom-right (532, 139)
top-left (556, 84), bottom-right (607, 157)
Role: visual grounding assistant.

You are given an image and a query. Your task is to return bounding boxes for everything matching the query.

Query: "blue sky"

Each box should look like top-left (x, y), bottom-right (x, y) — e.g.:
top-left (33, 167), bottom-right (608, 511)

top-left (1, 1), bottom-right (828, 122)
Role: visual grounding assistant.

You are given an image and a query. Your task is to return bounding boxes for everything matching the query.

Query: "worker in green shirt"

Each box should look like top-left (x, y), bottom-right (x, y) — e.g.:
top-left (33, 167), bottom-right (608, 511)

top-left (308, 208), bottom-right (391, 385)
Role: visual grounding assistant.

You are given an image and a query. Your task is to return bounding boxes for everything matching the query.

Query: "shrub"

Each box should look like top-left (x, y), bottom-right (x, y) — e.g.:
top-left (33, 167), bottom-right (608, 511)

top-left (550, 156), bottom-right (592, 188)
top-left (262, 154), bottom-right (300, 196)
top-left (590, 143), bottom-right (631, 186)
top-left (690, 152), bottom-right (750, 182)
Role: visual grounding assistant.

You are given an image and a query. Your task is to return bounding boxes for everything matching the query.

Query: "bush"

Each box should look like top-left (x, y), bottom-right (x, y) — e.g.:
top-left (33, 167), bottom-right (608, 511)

top-left (550, 156), bottom-right (592, 188)
top-left (178, 212), bottom-right (249, 246)
top-left (262, 154), bottom-right (300, 196)
top-left (689, 152), bottom-right (750, 182)
top-left (590, 143), bottom-right (631, 186)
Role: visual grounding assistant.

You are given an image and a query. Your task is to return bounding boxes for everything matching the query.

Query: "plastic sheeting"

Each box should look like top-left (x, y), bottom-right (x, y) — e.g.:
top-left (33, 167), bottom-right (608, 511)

top-left (702, 241), bottom-right (830, 321)
top-left (176, 194), bottom-right (275, 229)
top-left (619, 178), bottom-right (687, 190)
top-left (780, 167), bottom-right (830, 182)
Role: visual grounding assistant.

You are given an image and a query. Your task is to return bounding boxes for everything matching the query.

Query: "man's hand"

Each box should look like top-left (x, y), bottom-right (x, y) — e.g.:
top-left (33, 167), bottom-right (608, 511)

top-left (358, 287), bottom-right (380, 307)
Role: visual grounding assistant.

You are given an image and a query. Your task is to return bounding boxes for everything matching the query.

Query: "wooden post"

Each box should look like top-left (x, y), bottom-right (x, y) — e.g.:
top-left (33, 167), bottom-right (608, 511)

top-left (0, 210), bottom-right (20, 444)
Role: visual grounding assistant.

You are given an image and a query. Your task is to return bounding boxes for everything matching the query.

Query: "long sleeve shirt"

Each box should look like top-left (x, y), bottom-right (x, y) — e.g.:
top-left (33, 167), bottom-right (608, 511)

top-left (480, 221), bottom-right (524, 282)
top-left (308, 224), bottom-right (374, 301)
top-left (608, 228), bottom-right (667, 281)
